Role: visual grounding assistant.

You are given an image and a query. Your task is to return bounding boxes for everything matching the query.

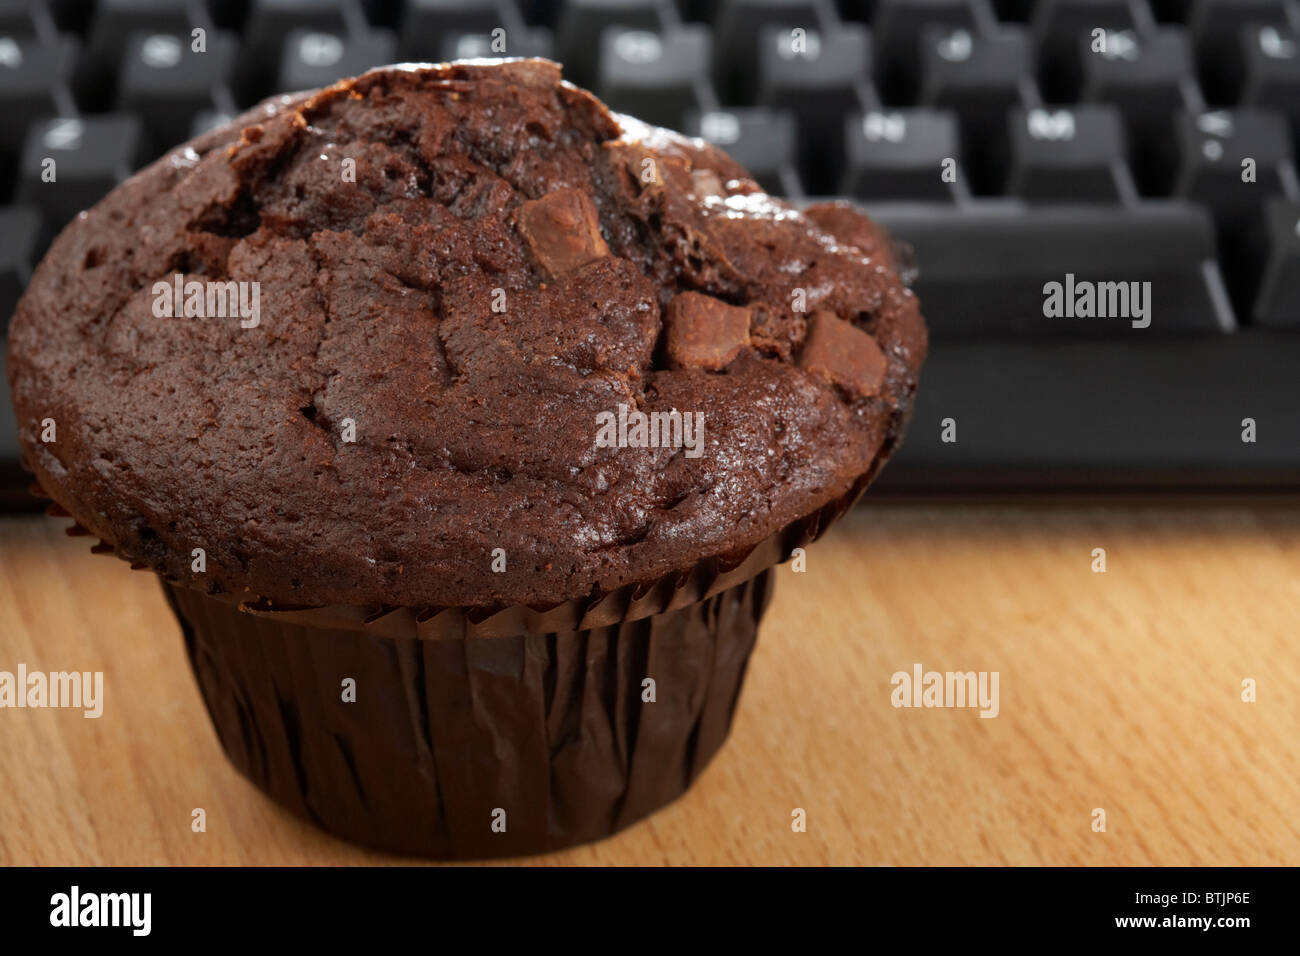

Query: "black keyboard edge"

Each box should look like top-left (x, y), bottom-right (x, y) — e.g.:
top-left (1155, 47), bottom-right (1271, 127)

top-left (0, 348), bottom-right (39, 512)
top-left (0, 473), bottom-right (43, 512)
top-left (874, 329), bottom-right (1300, 493)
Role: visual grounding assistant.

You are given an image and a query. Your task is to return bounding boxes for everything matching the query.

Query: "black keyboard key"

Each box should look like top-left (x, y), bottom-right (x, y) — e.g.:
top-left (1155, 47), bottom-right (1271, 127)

top-left (919, 24), bottom-right (1035, 192)
top-left (0, 35), bottom-right (76, 156)
top-left (1189, 0), bottom-right (1289, 102)
top-left (1033, 0), bottom-right (1145, 100)
top-left (1007, 105), bottom-right (1133, 200)
top-left (874, 0), bottom-right (987, 103)
top-left (1032, 0), bottom-right (1147, 47)
top-left (920, 25), bottom-right (1034, 116)
top-left (1249, 198), bottom-right (1300, 328)
top-left (756, 21), bottom-right (873, 187)
top-left (1080, 27), bottom-right (1198, 194)
top-left (1174, 108), bottom-right (1293, 218)
top-left (276, 28), bottom-right (396, 93)
top-left (0, 204), bottom-right (39, 332)
top-left (0, 0), bottom-right (50, 37)
top-left (1237, 23), bottom-right (1300, 126)
top-left (755, 20), bottom-right (871, 107)
top-left (83, 0), bottom-right (203, 103)
top-left (1080, 27), bottom-right (1198, 115)
top-left (239, 0), bottom-right (360, 102)
top-left (841, 108), bottom-right (965, 201)
top-left (682, 107), bottom-right (802, 195)
top-left (874, 331), bottom-right (1300, 491)
top-left (17, 115), bottom-right (144, 236)
top-left (712, 0), bottom-right (825, 99)
top-left (86, 1), bottom-right (200, 59)
top-left (1189, 0), bottom-right (1288, 40)
top-left (437, 27), bottom-right (554, 60)
top-left (557, 0), bottom-right (674, 89)
top-left (865, 200), bottom-right (1232, 337)
top-left (117, 30), bottom-right (238, 155)
top-left (247, 0), bottom-right (360, 40)
top-left (1172, 108), bottom-right (1296, 319)
top-left (398, 0), bottom-right (524, 61)
top-left (598, 26), bottom-right (713, 129)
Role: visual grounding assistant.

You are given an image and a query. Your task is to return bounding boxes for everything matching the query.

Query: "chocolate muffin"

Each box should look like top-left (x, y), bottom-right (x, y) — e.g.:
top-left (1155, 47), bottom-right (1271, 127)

top-left (6, 59), bottom-right (926, 859)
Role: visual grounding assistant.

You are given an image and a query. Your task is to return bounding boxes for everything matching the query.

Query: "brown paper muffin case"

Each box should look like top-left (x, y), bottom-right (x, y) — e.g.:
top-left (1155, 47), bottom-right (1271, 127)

top-left (165, 570), bottom-right (772, 860)
top-left (34, 464), bottom-right (881, 859)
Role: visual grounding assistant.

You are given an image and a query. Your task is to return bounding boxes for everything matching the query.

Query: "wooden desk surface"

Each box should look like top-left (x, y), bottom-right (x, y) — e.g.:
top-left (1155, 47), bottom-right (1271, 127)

top-left (1, 503), bottom-right (1297, 866)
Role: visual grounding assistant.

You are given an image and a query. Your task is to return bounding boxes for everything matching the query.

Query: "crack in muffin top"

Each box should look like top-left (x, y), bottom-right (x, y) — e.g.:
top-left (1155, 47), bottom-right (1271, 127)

top-left (7, 59), bottom-right (927, 609)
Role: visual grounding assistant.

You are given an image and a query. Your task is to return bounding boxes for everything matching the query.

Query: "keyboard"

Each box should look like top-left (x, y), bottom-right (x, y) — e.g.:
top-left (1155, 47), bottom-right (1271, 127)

top-left (2, 0), bottom-right (1299, 506)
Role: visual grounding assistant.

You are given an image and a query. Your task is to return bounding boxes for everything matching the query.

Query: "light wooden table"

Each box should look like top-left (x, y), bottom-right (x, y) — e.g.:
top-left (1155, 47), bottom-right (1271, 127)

top-left (1, 503), bottom-right (1297, 866)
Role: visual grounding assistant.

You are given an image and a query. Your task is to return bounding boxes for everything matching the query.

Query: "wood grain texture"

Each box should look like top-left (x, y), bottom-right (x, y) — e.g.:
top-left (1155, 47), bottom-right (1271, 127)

top-left (1, 504), bottom-right (1297, 866)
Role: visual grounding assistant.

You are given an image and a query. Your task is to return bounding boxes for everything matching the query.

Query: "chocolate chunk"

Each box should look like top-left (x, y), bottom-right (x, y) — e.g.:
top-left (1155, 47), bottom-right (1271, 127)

top-left (798, 311), bottom-right (887, 398)
top-left (664, 292), bottom-right (752, 371)
top-left (518, 187), bottom-right (609, 278)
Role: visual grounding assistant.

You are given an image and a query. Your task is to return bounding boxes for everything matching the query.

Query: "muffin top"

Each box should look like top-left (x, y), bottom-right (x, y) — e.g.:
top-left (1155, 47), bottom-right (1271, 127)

top-left (7, 59), bottom-right (925, 609)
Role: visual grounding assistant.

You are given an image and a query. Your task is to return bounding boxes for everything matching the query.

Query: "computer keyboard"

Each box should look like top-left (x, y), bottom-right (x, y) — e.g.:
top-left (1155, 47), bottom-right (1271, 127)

top-left (1, 0), bottom-right (1299, 506)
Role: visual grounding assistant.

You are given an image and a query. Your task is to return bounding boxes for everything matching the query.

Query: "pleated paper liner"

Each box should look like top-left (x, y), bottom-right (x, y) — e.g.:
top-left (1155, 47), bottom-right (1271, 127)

top-left (165, 569), bottom-right (775, 859)
top-left (33, 468), bottom-right (873, 859)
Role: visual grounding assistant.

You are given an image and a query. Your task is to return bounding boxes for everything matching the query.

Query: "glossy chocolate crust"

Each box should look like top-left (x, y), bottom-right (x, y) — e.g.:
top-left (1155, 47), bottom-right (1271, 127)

top-left (7, 59), bottom-right (926, 609)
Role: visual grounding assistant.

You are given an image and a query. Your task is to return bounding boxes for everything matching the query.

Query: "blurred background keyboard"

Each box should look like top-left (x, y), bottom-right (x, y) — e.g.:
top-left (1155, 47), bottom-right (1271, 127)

top-left (2, 0), bottom-right (1299, 506)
